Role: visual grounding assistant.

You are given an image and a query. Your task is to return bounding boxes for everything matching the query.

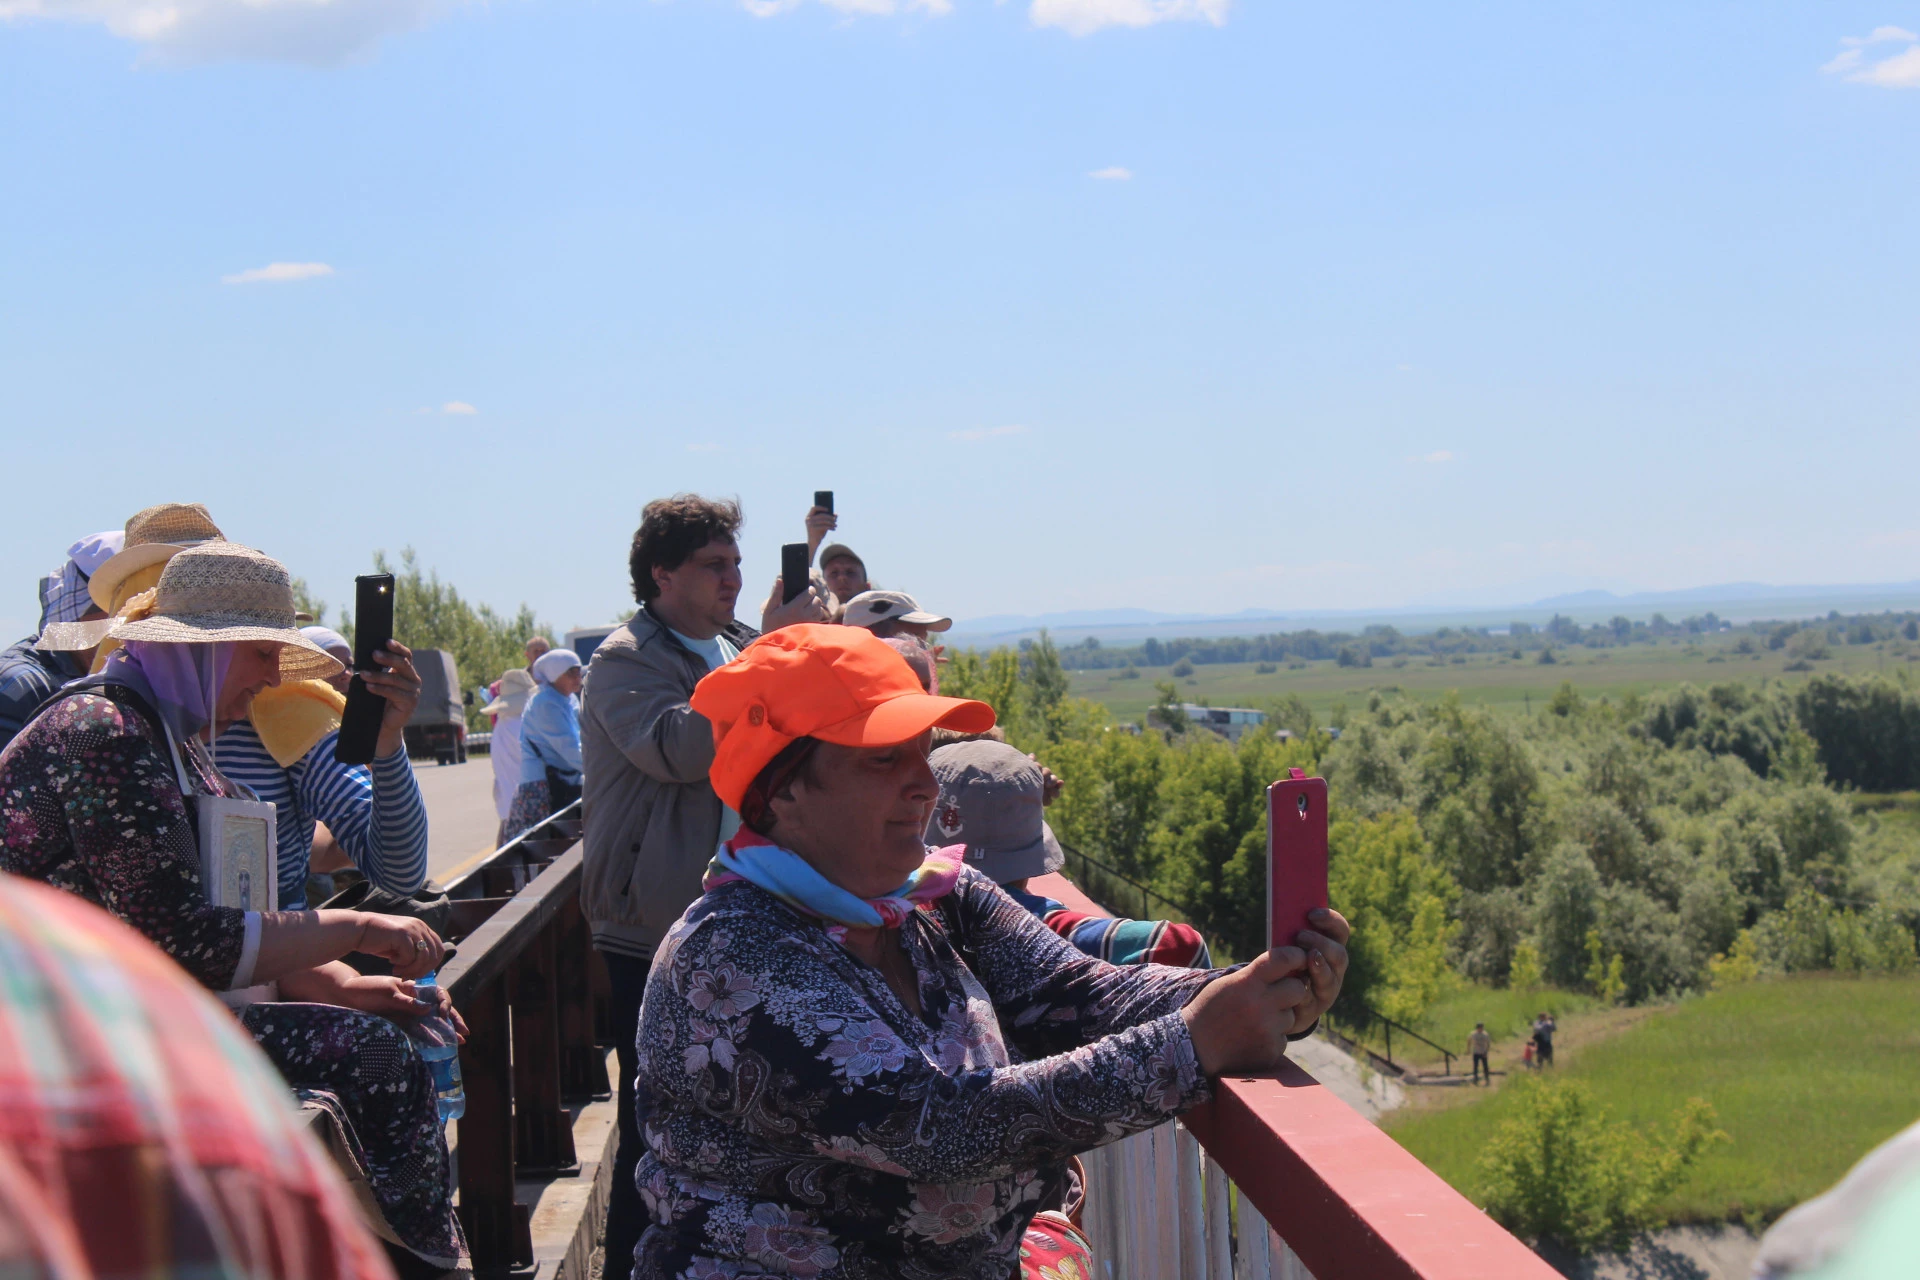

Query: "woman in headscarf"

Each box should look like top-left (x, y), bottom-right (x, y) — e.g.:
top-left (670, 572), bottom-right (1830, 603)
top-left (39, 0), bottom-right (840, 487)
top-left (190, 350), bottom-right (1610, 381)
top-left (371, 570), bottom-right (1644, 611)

top-left (484, 667), bottom-right (538, 844)
top-left (0, 541), bottom-right (466, 1273)
top-left (0, 529), bottom-right (119, 752)
top-left (629, 626), bottom-right (1350, 1280)
top-left (503, 647), bottom-right (584, 840)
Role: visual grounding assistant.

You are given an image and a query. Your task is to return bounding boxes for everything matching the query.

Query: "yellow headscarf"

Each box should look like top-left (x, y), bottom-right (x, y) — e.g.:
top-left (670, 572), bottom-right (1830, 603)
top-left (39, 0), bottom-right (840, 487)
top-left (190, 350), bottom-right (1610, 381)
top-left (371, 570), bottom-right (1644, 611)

top-left (247, 680), bottom-right (348, 768)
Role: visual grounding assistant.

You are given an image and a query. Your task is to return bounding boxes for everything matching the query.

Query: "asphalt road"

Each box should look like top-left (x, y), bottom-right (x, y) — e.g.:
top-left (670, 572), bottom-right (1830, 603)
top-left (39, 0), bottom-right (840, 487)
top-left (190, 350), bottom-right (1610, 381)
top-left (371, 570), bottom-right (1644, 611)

top-left (413, 756), bottom-right (503, 885)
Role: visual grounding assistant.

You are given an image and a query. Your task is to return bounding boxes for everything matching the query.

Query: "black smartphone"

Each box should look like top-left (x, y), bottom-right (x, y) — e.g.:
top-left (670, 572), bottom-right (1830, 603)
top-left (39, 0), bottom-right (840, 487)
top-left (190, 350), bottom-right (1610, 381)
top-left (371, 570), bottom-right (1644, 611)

top-left (814, 490), bottom-right (834, 515)
top-left (781, 543), bottom-right (811, 604)
top-left (334, 573), bottom-right (394, 765)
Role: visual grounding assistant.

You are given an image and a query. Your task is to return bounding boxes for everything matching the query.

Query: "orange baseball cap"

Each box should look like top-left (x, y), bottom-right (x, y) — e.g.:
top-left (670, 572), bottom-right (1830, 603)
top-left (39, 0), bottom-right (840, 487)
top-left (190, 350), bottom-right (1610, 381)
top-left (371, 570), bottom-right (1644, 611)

top-left (692, 624), bottom-right (996, 811)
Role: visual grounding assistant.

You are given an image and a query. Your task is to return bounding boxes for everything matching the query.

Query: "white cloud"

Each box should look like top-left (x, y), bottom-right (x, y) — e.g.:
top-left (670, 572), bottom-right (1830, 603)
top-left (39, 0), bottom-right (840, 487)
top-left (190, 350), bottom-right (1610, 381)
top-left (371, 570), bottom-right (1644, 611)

top-left (1822, 27), bottom-right (1920, 86)
top-left (1029, 0), bottom-right (1228, 37)
top-left (1411, 449), bottom-right (1454, 464)
top-left (221, 261), bottom-right (334, 284)
top-left (1088, 166), bottom-right (1133, 181)
top-left (949, 424), bottom-right (1029, 442)
top-left (0, 0), bottom-right (447, 64)
top-left (441, 400), bottom-right (477, 415)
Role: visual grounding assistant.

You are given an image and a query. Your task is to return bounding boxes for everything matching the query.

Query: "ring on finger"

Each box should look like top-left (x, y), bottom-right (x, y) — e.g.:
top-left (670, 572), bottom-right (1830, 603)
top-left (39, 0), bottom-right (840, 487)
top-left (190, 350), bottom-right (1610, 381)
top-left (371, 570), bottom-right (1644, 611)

top-left (413, 938), bottom-right (429, 952)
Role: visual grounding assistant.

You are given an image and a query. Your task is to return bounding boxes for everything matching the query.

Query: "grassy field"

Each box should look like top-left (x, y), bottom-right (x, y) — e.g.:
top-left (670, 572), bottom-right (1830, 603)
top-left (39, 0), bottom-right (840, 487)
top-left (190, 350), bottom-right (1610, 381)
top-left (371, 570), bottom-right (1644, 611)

top-left (1382, 973), bottom-right (1920, 1224)
top-left (1066, 634), bottom-right (1916, 723)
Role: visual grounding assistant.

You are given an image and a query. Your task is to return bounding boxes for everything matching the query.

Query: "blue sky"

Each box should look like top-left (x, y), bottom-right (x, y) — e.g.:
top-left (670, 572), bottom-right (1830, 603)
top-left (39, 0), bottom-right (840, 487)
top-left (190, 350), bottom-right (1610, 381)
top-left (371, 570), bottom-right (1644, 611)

top-left (2, 1), bottom-right (1918, 640)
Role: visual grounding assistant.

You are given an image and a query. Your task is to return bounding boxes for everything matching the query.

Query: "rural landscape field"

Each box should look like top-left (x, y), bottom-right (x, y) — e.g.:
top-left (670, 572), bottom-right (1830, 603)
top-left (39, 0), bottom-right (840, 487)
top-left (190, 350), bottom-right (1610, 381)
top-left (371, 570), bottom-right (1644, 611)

top-left (1065, 627), bottom-right (1917, 724)
top-left (940, 606), bottom-right (1920, 1259)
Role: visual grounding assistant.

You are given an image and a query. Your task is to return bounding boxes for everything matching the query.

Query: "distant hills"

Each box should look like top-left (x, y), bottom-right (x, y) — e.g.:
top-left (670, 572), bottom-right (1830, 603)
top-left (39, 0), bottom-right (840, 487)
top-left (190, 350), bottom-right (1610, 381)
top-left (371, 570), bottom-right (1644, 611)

top-left (946, 581), bottom-right (1920, 649)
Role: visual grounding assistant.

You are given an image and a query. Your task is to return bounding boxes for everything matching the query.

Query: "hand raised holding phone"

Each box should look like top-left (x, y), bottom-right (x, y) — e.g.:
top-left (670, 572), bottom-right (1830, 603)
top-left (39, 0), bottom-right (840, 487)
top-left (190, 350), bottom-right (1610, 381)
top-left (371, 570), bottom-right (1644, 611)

top-left (335, 574), bottom-right (423, 764)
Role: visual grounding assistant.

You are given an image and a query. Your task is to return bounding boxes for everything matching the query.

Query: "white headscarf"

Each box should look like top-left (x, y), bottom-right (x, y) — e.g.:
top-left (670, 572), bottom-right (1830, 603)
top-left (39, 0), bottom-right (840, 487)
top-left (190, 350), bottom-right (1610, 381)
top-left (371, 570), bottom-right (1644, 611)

top-left (532, 648), bottom-right (582, 687)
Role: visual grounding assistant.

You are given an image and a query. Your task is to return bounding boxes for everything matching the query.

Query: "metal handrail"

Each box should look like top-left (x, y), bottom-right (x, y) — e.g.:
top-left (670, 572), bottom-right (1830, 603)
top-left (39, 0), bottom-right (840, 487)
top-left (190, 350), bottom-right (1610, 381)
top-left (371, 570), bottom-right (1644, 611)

top-left (441, 797), bottom-right (582, 899)
top-left (1330, 1008), bottom-right (1457, 1077)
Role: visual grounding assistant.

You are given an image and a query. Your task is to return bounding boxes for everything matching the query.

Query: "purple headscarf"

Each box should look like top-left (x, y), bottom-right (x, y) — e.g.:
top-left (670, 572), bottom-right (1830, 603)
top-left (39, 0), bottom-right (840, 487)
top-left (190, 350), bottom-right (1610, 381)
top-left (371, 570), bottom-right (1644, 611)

top-left (110, 640), bottom-right (235, 742)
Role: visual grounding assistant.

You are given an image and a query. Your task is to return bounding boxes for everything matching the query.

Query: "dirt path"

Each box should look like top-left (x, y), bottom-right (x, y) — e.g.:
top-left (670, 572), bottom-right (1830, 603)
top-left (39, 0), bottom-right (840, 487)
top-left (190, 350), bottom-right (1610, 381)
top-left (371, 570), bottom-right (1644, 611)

top-left (1388, 1004), bottom-right (1665, 1122)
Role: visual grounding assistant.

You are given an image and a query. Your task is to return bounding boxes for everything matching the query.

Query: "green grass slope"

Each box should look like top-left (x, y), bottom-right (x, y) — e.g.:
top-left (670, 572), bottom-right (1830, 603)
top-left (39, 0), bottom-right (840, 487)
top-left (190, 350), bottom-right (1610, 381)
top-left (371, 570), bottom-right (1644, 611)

top-left (1383, 973), bottom-right (1920, 1223)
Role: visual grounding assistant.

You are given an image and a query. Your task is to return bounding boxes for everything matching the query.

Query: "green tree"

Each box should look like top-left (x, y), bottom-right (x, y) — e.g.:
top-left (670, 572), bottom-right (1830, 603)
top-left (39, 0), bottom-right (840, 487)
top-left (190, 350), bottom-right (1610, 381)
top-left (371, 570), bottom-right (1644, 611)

top-left (1533, 844), bottom-right (1602, 987)
top-left (1019, 631), bottom-right (1072, 742)
top-left (1150, 681), bottom-right (1189, 735)
top-left (342, 549), bottom-right (548, 731)
top-left (1043, 727), bottom-right (1170, 882)
top-left (289, 577), bottom-right (328, 625)
top-left (1328, 812), bottom-right (1459, 1023)
top-left (1415, 699), bottom-right (1542, 892)
top-left (1478, 1078), bottom-right (1727, 1252)
top-left (1794, 673), bottom-right (1920, 791)
top-left (943, 647), bottom-right (1022, 728)
top-left (1583, 927), bottom-right (1627, 1004)
top-left (1508, 939), bottom-right (1543, 991)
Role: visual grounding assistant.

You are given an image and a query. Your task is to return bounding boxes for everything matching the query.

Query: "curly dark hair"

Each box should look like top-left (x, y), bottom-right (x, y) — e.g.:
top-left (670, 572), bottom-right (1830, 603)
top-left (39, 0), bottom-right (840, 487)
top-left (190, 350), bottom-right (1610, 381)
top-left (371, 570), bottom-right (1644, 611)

top-left (629, 494), bottom-right (744, 603)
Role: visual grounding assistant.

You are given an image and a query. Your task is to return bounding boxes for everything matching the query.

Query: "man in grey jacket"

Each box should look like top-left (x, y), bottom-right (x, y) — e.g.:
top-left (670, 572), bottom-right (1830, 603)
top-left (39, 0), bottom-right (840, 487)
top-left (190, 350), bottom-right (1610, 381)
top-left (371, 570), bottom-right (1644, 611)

top-left (581, 493), bottom-right (826, 1278)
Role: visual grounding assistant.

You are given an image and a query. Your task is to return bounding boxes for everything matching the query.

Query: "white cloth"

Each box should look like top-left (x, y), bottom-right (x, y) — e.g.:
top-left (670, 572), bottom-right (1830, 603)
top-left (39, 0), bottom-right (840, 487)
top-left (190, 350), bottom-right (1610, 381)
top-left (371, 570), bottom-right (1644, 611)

top-left (532, 648), bottom-right (582, 686)
top-left (490, 713), bottom-right (526, 822)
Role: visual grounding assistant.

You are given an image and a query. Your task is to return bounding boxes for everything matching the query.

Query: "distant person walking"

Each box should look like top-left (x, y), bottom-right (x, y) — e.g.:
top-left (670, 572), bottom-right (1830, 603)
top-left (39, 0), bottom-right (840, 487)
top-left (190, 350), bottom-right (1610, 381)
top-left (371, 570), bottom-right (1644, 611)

top-left (1469, 1022), bottom-right (1492, 1085)
top-left (1532, 1012), bottom-right (1556, 1067)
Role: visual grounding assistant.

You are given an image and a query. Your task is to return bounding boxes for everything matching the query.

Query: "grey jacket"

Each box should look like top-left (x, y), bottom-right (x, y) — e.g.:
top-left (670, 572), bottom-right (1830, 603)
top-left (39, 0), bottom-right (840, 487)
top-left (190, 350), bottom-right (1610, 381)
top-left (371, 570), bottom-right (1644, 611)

top-left (579, 606), bottom-right (757, 960)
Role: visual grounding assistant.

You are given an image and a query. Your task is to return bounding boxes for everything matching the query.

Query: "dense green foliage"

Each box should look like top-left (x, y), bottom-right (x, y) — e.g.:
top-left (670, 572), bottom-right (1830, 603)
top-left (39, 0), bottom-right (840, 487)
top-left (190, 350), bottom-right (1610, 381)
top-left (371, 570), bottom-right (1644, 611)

top-left (1048, 610), bottom-right (1920, 673)
top-left (339, 549), bottom-right (551, 731)
top-left (1387, 974), bottom-right (1920, 1226)
top-left (947, 631), bottom-right (1920, 1010)
top-left (1475, 1078), bottom-right (1725, 1251)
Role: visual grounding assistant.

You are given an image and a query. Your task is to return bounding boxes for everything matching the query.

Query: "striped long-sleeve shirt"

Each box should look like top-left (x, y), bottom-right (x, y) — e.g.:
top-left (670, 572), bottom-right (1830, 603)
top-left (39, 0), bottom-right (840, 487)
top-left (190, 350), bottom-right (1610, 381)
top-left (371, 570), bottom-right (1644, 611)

top-left (214, 722), bottom-right (430, 909)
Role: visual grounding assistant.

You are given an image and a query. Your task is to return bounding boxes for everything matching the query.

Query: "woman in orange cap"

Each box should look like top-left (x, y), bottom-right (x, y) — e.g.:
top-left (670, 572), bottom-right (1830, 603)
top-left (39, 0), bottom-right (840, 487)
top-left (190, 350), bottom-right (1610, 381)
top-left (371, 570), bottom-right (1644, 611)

top-left (627, 625), bottom-right (1350, 1280)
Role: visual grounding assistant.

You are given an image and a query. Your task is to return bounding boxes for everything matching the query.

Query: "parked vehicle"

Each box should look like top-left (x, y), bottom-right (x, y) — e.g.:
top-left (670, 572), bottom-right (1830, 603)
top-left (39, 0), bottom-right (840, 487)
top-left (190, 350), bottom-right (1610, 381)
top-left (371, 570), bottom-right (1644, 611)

top-left (565, 625), bottom-right (618, 667)
top-left (402, 648), bottom-right (467, 765)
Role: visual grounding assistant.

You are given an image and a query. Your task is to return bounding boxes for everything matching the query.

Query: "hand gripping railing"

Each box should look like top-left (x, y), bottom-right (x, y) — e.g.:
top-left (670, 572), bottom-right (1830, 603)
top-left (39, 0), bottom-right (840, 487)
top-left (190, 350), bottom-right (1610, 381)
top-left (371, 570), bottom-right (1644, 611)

top-left (437, 805), bottom-right (608, 1278)
top-left (1032, 872), bottom-right (1559, 1280)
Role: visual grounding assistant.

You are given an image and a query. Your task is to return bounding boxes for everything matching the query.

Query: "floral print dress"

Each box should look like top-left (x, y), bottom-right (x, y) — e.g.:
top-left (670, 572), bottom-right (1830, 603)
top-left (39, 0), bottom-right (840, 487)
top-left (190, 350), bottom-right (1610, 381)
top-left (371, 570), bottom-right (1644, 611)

top-left (634, 865), bottom-right (1219, 1280)
top-left (0, 688), bottom-right (463, 1267)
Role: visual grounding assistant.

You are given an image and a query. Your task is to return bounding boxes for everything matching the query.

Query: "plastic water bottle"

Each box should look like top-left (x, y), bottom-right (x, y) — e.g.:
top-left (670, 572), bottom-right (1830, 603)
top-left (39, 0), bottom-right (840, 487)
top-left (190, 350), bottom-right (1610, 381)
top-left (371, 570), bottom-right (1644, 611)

top-left (409, 971), bottom-right (465, 1122)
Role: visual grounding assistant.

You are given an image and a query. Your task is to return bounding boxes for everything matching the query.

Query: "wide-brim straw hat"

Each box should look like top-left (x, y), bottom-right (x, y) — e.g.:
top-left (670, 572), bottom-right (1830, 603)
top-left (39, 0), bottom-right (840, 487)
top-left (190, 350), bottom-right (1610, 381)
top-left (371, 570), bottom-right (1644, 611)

top-left (89, 502), bottom-right (226, 612)
top-left (482, 668), bottom-right (537, 717)
top-left (107, 542), bottom-right (344, 682)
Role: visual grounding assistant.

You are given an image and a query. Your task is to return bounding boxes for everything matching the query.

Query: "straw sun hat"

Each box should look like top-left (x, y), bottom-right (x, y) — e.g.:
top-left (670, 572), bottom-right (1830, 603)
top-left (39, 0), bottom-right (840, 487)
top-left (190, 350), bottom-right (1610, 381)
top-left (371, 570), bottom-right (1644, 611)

top-left (90, 502), bottom-right (226, 612)
top-left (108, 542), bottom-right (344, 682)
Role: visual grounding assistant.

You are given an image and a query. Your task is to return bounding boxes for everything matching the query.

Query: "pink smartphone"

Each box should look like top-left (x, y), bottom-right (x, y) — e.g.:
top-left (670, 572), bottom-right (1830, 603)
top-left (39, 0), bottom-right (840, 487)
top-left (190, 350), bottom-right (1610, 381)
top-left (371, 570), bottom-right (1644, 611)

top-left (1268, 768), bottom-right (1329, 954)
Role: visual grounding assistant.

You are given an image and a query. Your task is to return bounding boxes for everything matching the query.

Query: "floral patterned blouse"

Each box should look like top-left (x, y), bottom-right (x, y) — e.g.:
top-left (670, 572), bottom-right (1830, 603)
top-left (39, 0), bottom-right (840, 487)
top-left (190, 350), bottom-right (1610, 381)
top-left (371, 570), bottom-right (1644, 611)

top-left (634, 864), bottom-right (1219, 1279)
top-left (0, 688), bottom-right (247, 990)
